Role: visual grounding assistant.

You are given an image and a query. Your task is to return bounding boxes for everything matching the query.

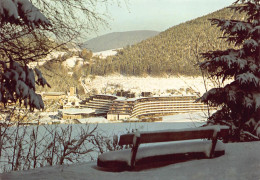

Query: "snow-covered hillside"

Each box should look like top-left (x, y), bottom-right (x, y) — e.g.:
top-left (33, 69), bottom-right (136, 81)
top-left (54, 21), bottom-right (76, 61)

top-left (1, 141), bottom-right (259, 180)
top-left (83, 75), bottom-right (226, 96)
top-left (28, 51), bottom-right (67, 68)
top-left (62, 56), bottom-right (85, 68)
top-left (93, 49), bottom-right (119, 59)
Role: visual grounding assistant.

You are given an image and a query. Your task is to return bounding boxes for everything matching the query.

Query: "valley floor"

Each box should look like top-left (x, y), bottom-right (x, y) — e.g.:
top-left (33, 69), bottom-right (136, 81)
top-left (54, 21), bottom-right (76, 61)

top-left (1, 141), bottom-right (259, 180)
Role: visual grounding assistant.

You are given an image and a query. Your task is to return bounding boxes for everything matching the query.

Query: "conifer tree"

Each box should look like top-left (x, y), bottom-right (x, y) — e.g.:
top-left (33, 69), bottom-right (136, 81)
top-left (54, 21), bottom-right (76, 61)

top-left (199, 0), bottom-right (260, 141)
top-left (0, 0), bottom-right (51, 110)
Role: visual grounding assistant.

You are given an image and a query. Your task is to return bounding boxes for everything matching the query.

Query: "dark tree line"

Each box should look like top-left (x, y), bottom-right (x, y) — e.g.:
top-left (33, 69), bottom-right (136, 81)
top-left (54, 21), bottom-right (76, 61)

top-left (86, 7), bottom-right (245, 77)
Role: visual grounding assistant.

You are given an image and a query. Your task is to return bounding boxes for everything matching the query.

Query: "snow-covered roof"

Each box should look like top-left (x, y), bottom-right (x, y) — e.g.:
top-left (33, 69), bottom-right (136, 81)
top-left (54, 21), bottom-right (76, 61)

top-left (126, 98), bottom-right (138, 102)
top-left (93, 94), bottom-right (118, 99)
top-left (114, 96), bottom-right (127, 101)
top-left (61, 108), bottom-right (95, 115)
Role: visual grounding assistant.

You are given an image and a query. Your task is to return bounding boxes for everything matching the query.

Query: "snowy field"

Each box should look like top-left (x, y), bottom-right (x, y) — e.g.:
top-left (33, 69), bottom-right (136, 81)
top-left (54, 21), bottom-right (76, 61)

top-left (94, 113), bottom-right (206, 136)
top-left (1, 141), bottom-right (259, 180)
top-left (83, 75), bottom-right (226, 96)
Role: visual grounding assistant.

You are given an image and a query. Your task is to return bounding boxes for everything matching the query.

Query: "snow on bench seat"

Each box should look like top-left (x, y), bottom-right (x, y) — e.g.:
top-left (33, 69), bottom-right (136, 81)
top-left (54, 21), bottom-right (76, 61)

top-left (97, 140), bottom-right (225, 169)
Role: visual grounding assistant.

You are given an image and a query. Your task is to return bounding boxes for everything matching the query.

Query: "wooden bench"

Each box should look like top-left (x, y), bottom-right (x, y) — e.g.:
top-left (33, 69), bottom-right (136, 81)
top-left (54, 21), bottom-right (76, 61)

top-left (97, 125), bottom-right (229, 170)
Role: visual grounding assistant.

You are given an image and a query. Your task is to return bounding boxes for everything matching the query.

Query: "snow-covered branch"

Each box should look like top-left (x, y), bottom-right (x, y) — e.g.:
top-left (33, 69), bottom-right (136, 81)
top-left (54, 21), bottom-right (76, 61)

top-left (0, 0), bottom-right (51, 27)
top-left (199, 0), bottom-right (260, 141)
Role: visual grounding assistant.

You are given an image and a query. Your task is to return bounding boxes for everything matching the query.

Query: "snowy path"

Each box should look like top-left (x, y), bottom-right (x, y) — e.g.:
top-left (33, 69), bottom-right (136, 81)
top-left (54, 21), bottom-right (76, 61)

top-left (1, 142), bottom-right (260, 180)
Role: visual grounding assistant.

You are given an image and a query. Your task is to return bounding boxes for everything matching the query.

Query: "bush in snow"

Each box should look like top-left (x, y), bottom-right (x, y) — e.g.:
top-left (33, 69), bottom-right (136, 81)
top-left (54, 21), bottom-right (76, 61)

top-left (0, 121), bottom-right (99, 172)
top-left (199, 0), bottom-right (260, 141)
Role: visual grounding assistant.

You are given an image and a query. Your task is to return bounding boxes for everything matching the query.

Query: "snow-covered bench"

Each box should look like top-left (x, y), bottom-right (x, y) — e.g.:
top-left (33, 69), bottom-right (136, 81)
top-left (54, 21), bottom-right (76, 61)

top-left (97, 125), bottom-right (229, 170)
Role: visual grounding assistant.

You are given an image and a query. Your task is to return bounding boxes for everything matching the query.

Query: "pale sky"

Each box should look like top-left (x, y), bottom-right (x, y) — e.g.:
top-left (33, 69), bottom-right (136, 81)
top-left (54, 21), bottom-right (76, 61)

top-left (88, 0), bottom-right (235, 39)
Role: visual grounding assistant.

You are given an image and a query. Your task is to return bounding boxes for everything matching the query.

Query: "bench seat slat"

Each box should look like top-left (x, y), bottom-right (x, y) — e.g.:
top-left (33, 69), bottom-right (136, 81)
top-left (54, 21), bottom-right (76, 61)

top-left (119, 127), bottom-right (229, 146)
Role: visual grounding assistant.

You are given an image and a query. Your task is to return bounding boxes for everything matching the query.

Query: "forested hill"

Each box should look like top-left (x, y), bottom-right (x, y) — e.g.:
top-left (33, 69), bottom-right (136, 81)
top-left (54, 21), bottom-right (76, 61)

top-left (81, 30), bottom-right (159, 52)
top-left (89, 7), bottom-right (245, 76)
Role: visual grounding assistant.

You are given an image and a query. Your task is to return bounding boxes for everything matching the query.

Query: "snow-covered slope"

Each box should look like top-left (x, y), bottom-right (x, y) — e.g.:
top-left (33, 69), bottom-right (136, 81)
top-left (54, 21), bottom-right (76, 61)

top-left (29, 51), bottom-right (66, 68)
top-left (83, 75), bottom-right (228, 96)
top-left (62, 56), bottom-right (84, 68)
top-left (1, 141), bottom-right (259, 180)
top-left (93, 49), bottom-right (119, 59)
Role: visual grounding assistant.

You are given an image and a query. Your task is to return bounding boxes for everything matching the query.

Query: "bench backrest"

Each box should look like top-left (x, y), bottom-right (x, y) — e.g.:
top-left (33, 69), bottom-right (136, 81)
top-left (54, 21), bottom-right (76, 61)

top-left (119, 126), bottom-right (229, 146)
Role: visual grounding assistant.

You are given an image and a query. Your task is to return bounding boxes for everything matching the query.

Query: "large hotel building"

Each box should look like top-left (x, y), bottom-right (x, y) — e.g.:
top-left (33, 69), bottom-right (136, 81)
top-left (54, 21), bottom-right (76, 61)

top-left (80, 93), bottom-right (212, 121)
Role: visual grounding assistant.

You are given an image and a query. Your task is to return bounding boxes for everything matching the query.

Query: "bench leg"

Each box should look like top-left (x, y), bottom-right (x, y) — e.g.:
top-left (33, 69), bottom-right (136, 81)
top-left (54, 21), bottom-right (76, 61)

top-left (209, 134), bottom-right (218, 158)
top-left (130, 135), bottom-right (140, 168)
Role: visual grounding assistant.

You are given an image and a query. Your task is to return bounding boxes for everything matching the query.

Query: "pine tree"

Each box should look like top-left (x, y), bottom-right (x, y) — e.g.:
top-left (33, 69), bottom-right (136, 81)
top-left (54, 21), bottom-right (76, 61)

top-left (199, 0), bottom-right (260, 141)
top-left (0, 0), bottom-right (51, 110)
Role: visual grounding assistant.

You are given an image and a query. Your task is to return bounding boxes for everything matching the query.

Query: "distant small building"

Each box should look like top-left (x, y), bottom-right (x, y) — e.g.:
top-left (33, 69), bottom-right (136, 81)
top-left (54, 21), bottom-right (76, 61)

top-left (116, 90), bottom-right (125, 97)
top-left (141, 92), bottom-right (152, 97)
top-left (66, 87), bottom-right (81, 109)
top-left (69, 87), bottom-right (77, 96)
top-left (127, 93), bottom-right (135, 98)
top-left (116, 90), bottom-right (135, 98)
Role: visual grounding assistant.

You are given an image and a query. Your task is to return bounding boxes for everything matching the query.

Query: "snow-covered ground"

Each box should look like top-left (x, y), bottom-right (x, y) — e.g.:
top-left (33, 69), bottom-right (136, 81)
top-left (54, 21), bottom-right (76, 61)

top-left (62, 56), bottom-right (85, 68)
top-left (84, 75), bottom-right (226, 96)
top-left (28, 51), bottom-right (66, 68)
top-left (0, 112), bottom-right (259, 179)
top-left (77, 117), bottom-right (109, 124)
top-left (162, 112), bottom-right (209, 123)
top-left (1, 141), bottom-right (259, 180)
top-left (93, 49), bottom-right (119, 59)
